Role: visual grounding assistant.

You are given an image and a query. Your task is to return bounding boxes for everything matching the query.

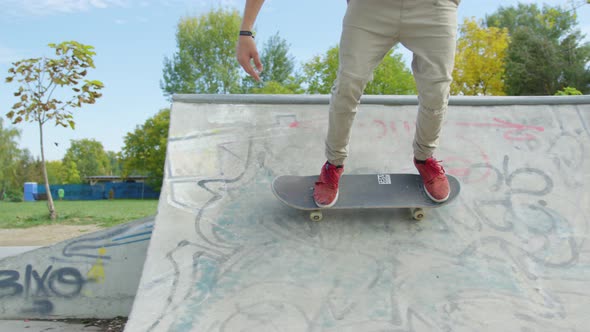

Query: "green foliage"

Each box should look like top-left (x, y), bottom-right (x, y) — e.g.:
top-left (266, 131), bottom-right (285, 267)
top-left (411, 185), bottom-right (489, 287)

top-left (61, 159), bottom-right (81, 184)
top-left (15, 150), bottom-right (44, 185)
top-left (3, 187), bottom-right (23, 202)
top-left (260, 33), bottom-right (295, 84)
top-left (0, 120), bottom-right (46, 201)
top-left (303, 46), bottom-right (416, 95)
top-left (107, 151), bottom-right (123, 176)
top-left (161, 9), bottom-right (243, 97)
top-left (0, 200), bottom-right (158, 229)
top-left (303, 46), bottom-right (340, 94)
top-left (555, 86), bottom-right (583, 95)
top-left (5, 41), bottom-right (104, 128)
top-left (62, 139), bottom-right (111, 180)
top-left (0, 118), bottom-right (21, 199)
top-left (45, 160), bottom-right (63, 184)
top-left (452, 18), bottom-right (509, 96)
top-left (486, 4), bottom-right (590, 95)
top-left (486, 4), bottom-right (575, 40)
top-left (365, 50), bottom-right (416, 95)
top-left (122, 109), bottom-right (170, 191)
top-left (504, 29), bottom-right (562, 95)
top-left (251, 80), bottom-right (301, 94)
top-left (244, 32), bottom-right (303, 94)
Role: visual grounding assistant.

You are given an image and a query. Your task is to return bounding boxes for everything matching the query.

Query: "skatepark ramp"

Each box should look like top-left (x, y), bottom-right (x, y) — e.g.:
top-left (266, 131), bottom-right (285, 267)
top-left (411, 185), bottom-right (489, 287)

top-left (0, 217), bottom-right (154, 319)
top-left (126, 94), bottom-right (590, 331)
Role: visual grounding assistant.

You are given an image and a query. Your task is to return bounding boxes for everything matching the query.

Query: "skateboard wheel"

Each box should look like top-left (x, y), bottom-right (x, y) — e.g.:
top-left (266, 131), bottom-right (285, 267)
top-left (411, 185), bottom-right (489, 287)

top-left (310, 211), bottom-right (323, 222)
top-left (412, 208), bottom-right (425, 221)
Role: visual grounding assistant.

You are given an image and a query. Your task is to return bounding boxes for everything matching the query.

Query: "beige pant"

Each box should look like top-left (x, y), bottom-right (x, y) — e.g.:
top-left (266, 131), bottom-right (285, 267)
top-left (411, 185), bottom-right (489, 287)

top-left (326, 0), bottom-right (459, 165)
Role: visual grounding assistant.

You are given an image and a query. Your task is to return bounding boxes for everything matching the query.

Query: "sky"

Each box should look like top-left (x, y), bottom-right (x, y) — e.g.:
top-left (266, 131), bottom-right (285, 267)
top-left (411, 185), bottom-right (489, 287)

top-left (1, 0), bottom-right (589, 162)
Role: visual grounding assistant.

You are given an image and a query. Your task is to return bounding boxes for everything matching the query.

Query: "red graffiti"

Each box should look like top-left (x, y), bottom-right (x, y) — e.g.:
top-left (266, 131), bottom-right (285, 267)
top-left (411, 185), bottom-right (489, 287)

top-left (456, 118), bottom-right (544, 141)
top-left (404, 121), bottom-right (411, 133)
top-left (443, 135), bottom-right (492, 184)
top-left (390, 121), bottom-right (397, 134)
top-left (373, 120), bottom-right (387, 139)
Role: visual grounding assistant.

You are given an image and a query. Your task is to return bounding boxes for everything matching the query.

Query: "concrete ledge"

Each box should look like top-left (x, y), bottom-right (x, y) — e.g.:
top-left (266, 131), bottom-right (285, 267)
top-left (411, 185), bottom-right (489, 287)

top-left (172, 93), bottom-right (590, 106)
top-left (0, 217), bottom-right (154, 319)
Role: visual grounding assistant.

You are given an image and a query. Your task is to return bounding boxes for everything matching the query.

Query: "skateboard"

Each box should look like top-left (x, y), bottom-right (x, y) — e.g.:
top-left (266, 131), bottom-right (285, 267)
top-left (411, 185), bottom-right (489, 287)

top-left (271, 173), bottom-right (460, 221)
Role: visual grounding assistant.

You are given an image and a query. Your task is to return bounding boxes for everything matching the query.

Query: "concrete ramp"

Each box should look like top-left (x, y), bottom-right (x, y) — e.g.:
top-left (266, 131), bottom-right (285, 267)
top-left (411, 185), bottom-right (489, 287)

top-left (126, 95), bottom-right (590, 331)
top-left (0, 217), bottom-right (154, 319)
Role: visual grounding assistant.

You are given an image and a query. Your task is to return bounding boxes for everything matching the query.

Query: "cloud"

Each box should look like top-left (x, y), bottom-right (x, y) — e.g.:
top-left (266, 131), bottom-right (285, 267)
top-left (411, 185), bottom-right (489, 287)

top-left (3, 0), bottom-right (240, 17)
top-left (3, 0), bottom-right (129, 16)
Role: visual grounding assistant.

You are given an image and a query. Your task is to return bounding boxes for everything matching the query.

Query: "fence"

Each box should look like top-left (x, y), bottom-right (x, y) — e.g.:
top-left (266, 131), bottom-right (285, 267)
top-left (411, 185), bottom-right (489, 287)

top-left (32, 182), bottom-right (159, 200)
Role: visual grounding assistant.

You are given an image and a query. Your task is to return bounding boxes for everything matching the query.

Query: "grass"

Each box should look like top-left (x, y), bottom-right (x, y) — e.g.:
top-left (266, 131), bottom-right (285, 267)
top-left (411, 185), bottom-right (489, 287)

top-left (0, 199), bottom-right (159, 229)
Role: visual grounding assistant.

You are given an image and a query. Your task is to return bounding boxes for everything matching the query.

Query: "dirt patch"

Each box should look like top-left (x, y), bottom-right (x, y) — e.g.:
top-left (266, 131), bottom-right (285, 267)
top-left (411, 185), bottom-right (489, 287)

top-left (32, 317), bottom-right (128, 332)
top-left (74, 317), bottom-right (127, 332)
top-left (0, 224), bottom-right (103, 246)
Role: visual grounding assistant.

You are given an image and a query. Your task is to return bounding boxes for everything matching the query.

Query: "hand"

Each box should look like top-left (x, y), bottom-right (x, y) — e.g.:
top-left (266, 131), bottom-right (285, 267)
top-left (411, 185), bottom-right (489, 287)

top-left (236, 36), bottom-right (263, 81)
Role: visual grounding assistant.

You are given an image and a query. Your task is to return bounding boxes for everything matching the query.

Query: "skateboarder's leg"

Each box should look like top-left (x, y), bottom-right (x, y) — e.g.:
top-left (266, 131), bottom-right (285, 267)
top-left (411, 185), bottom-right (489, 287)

top-left (400, 0), bottom-right (459, 202)
top-left (316, 0), bottom-right (401, 207)
top-left (325, 0), bottom-right (401, 166)
top-left (401, 0), bottom-right (458, 160)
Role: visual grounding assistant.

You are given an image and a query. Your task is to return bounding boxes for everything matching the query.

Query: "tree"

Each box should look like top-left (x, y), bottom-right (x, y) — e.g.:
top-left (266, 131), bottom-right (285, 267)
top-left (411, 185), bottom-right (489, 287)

top-left (0, 118), bottom-right (22, 200)
top-left (486, 3), bottom-right (590, 95)
top-left (365, 50), bottom-right (416, 95)
top-left (11, 151), bottom-right (44, 201)
top-left (504, 29), bottom-right (562, 95)
top-left (303, 46), bottom-right (339, 94)
top-left (260, 33), bottom-right (296, 84)
top-left (452, 18), bottom-right (509, 96)
top-left (244, 32), bottom-right (303, 94)
top-left (45, 160), bottom-right (63, 185)
top-left (486, 4), bottom-right (575, 41)
top-left (5, 41), bottom-right (103, 219)
top-left (303, 46), bottom-right (416, 95)
top-left (560, 32), bottom-right (590, 93)
top-left (161, 9), bottom-right (242, 97)
top-left (250, 81), bottom-right (301, 94)
top-left (107, 151), bottom-right (123, 176)
top-left (61, 159), bottom-right (81, 184)
top-left (122, 109), bottom-right (170, 191)
top-left (62, 139), bottom-right (111, 180)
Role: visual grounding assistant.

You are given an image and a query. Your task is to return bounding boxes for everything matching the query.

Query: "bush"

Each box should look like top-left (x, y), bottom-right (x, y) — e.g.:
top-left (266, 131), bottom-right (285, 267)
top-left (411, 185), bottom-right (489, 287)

top-left (555, 87), bottom-right (583, 96)
top-left (8, 194), bottom-right (23, 202)
top-left (5, 189), bottom-right (23, 202)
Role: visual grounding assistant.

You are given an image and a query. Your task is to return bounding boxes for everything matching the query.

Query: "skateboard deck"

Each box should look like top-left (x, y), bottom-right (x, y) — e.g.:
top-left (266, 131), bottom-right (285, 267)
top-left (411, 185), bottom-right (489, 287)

top-left (271, 173), bottom-right (460, 221)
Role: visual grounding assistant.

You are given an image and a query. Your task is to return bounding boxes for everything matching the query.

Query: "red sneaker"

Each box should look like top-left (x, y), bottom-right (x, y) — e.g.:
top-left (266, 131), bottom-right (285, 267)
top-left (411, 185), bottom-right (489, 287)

top-left (414, 157), bottom-right (450, 203)
top-left (313, 161), bottom-right (344, 208)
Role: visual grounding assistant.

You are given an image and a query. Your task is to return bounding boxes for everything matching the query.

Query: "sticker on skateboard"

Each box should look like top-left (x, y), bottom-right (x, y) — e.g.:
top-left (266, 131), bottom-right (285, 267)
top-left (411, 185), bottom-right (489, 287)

top-left (271, 173), bottom-right (461, 221)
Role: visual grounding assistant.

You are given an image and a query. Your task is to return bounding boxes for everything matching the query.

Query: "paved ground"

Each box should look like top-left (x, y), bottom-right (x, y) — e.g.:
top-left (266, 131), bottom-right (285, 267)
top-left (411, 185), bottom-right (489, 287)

top-left (0, 320), bottom-right (102, 332)
top-left (124, 95), bottom-right (590, 331)
top-left (0, 224), bottom-right (103, 246)
top-left (0, 247), bottom-right (39, 260)
top-left (0, 317), bottom-right (127, 332)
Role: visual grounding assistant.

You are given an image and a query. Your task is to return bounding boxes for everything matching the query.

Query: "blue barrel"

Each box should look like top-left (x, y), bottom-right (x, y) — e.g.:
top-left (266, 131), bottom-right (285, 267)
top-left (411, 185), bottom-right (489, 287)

top-left (24, 182), bottom-right (38, 202)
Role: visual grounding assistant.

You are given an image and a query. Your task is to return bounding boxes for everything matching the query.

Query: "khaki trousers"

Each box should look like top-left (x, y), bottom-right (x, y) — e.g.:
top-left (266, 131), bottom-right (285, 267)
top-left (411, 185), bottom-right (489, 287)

top-left (326, 0), bottom-right (460, 165)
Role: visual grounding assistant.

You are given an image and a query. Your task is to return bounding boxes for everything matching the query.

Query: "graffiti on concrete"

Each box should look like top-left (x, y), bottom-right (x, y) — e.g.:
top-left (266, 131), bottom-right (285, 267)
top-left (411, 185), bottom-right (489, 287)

top-left (0, 220), bottom-right (153, 316)
top-left (124, 102), bottom-right (590, 332)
